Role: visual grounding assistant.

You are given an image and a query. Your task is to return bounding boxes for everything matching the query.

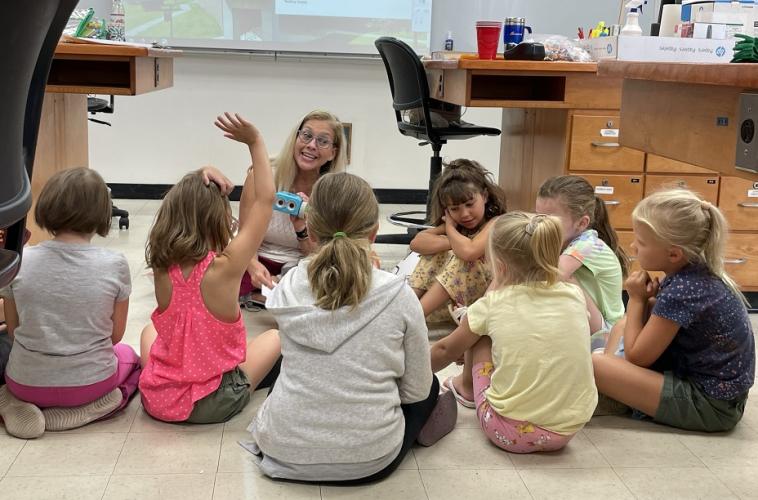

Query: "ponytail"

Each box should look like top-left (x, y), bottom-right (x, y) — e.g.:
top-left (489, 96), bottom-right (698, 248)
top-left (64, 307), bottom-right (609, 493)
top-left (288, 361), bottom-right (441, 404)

top-left (489, 212), bottom-right (562, 287)
top-left (592, 195), bottom-right (630, 277)
top-left (700, 201), bottom-right (743, 302)
top-left (306, 173), bottom-right (379, 310)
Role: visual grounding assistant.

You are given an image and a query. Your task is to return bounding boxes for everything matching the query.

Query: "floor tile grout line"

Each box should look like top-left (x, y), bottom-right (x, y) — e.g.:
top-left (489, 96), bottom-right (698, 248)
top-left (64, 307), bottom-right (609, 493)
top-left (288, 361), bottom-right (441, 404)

top-left (415, 468), bottom-right (431, 500)
top-left (513, 468), bottom-right (539, 499)
top-left (608, 465), bottom-right (638, 499)
top-left (3, 439), bottom-right (28, 479)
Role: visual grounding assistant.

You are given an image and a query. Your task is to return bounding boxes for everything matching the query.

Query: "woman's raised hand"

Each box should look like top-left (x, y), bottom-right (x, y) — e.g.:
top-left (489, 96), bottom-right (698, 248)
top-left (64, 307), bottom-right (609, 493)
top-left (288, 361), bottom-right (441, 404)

top-left (215, 112), bottom-right (260, 146)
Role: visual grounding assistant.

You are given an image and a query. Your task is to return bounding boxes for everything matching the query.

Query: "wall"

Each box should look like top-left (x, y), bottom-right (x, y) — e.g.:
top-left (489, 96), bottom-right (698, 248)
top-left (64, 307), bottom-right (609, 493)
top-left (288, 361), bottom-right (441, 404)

top-left (88, 53), bottom-right (502, 188)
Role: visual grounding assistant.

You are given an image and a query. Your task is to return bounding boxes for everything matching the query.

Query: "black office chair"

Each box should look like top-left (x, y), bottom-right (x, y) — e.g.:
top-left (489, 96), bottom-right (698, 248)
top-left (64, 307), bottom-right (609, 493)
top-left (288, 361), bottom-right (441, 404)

top-left (86, 95), bottom-right (130, 229)
top-left (374, 37), bottom-right (501, 245)
top-left (0, 0), bottom-right (78, 287)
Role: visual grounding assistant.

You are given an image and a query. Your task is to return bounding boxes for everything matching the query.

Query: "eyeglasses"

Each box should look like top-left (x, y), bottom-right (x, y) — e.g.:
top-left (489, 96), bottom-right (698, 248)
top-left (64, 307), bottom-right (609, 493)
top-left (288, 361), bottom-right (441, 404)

top-left (297, 129), bottom-right (334, 149)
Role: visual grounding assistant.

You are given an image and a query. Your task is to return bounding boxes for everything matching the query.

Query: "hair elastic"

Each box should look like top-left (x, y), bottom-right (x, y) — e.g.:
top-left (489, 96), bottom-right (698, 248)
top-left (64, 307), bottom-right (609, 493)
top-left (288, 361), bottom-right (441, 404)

top-left (700, 200), bottom-right (712, 210)
top-left (333, 231), bottom-right (347, 239)
top-left (525, 214), bottom-right (547, 236)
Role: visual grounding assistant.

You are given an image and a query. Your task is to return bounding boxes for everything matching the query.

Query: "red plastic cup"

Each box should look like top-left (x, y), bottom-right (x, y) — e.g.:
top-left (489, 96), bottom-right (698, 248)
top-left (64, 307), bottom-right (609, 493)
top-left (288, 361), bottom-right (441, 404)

top-left (476, 24), bottom-right (501, 59)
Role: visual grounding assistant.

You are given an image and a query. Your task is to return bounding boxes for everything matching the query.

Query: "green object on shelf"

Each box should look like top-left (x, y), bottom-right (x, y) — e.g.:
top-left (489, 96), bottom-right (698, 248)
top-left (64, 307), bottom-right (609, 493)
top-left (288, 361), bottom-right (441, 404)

top-left (73, 7), bottom-right (94, 37)
top-left (732, 34), bottom-right (758, 63)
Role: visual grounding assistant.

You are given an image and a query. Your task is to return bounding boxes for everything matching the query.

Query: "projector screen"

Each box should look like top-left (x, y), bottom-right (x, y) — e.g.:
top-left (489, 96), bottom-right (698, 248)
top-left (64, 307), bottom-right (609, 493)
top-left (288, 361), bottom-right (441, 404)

top-left (125, 0), bottom-right (433, 54)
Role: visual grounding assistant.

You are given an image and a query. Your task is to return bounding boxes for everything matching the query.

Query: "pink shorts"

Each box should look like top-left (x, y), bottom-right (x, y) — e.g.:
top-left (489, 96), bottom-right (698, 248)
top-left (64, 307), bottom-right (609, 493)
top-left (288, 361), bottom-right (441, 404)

top-left (473, 362), bottom-right (575, 453)
top-left (6, 344), bottom-right (141, 417)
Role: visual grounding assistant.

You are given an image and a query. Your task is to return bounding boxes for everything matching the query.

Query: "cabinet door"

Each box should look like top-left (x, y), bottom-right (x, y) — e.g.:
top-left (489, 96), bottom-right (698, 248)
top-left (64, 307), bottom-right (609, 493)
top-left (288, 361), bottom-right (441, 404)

top-left (644, 175), bottom-right (720, 205)
top-left (645, 154), bottom-right (718, 175)
top-left (569, 115), bottom-right (645, 172)
top-left (578, 174), bottom-right (644, 230)
top-left (719, 176), bottom-right (758, 231)
top-left (725, 233), bottom-right (758, 290)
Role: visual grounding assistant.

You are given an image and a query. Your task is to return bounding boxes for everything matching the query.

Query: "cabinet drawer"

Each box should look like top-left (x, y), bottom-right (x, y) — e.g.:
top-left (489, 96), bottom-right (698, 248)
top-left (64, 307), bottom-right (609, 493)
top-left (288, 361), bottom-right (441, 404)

top-left (644, 175), bottom-right (720, 205)
top-left (577, 174), bottom-right (644, 230)
top-left (725, 233), bottom-right (758, 289)
top-left (645, 154), bottom-right (718, 174)
top-left (719, 176), bottom-right (758, 231)
top-left (568, 115), bottom-right (645, 172)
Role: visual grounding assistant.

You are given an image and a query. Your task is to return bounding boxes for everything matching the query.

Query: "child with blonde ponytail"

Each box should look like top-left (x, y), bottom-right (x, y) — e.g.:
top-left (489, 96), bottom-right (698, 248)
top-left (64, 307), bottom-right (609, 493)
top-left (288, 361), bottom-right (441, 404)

top-left (593, 189), bottom-right (755, 432)
top-left (248, 172), bottom-right (456, 483)
top-left (432, 212), bottom-right (597, 453)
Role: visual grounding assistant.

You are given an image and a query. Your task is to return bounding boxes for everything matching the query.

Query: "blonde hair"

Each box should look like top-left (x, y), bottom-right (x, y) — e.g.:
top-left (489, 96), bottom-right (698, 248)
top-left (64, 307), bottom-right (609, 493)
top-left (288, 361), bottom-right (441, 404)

top-left (307, 172), bottom-right (378, 310)
top-left (488, 212), bottom-right (563, 287)
top-left (35, 167), bottom-right (111, 237)
top-left (538, 175), bottom-right (629, 277)
top-left (430, 158), bottom-right (507, 227)
top-left (632, 188), bottom-right (745, 303)
top-left (274, 110), bottom-right (347, 191)
top-left (146, 170), bottom-right (232, 270)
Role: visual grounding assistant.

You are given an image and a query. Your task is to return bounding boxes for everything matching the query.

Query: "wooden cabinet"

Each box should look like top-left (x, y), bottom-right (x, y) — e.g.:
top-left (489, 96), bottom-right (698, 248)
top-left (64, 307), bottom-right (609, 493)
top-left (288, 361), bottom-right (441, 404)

top-left (725, 234), bottom-right (758, 289)
top-left (568, 115), bottom-right (645, 172)
top-left (719, 176), bottom-right (758, 232)
top-left (565, 119), bottom-right (758, 291)
top-left (576, 173), bottom-right (643, 230)
top-left (644, 174), bottom-right (720, 205)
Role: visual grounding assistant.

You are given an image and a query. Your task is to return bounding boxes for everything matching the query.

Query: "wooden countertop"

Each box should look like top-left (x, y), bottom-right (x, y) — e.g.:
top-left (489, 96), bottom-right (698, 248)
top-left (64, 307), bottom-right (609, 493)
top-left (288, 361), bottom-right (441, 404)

top-left (598, 60), bottom-right (758, 87)
top-left (424, 58), bottom-right (598, 73)
top-left (55, 42), bottom-right (181, 58)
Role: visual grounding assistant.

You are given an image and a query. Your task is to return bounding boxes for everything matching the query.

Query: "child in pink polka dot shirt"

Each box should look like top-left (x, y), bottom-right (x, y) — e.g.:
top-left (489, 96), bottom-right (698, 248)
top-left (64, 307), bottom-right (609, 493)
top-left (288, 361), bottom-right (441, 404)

top-left (138, 113), bottom-right (281, 423)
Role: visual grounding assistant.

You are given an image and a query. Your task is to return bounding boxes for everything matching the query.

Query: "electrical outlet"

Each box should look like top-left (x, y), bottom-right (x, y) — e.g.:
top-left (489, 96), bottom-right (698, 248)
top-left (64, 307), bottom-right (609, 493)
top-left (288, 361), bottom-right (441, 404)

top-left (736, 92), bottom-right (758, 173)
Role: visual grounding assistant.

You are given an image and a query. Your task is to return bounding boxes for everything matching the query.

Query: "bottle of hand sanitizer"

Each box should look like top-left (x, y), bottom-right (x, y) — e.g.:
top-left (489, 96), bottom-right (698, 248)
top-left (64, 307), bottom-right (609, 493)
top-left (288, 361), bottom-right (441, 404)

top-left (444, 31), bottom-right (454, 51)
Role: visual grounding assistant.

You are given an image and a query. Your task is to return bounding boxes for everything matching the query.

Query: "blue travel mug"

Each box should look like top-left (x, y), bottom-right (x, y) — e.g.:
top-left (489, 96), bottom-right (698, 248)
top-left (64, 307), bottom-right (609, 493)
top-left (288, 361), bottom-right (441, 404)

top-left (504, 17), bottom-right (532, 47)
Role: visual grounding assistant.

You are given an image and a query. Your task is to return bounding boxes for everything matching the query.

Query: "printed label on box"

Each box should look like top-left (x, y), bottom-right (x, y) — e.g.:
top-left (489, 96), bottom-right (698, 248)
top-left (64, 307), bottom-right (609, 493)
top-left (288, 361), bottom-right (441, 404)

top-left (595, 186), bottom-right (615, 195)
top-left (600, 129), bottom-right (619, 137)
top-left (747, 189), bottom-right (758, 198)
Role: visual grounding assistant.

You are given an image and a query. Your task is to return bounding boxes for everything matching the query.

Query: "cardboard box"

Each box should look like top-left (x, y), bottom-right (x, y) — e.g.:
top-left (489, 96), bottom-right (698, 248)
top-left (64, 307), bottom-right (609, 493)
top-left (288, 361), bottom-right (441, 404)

top-left (693, 22), bottom-right (732, 38)
top-left (682, 0), bottom-right (757, 35)
top-left (579, 35), bottom-right (735, 63)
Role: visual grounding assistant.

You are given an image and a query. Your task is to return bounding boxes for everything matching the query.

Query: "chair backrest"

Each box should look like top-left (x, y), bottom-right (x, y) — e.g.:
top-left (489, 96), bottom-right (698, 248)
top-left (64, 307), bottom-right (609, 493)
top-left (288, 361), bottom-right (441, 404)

top-left (374, 37), bottom-right (439, 143)
top-left (0, 0), bottom-right (77, 287)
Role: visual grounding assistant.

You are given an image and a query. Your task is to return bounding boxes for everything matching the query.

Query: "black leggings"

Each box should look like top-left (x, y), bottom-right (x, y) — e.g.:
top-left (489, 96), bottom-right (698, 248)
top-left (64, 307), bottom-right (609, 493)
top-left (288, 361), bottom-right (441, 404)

top-left (258, 356), bottom-right (281, 394)
top-left (327, 375), bottom-right (441, 486)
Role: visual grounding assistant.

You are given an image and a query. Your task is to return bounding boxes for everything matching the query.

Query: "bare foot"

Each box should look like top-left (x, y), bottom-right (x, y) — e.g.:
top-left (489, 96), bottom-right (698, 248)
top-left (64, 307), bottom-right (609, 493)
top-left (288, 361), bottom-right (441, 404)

top-left (450, 373), bottom-right (474, 403)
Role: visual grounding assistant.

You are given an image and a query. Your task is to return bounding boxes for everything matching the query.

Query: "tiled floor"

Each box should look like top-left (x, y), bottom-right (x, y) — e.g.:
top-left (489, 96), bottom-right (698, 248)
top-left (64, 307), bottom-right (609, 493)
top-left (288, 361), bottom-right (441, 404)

top-left (1, 199), bottom-right (758, 499)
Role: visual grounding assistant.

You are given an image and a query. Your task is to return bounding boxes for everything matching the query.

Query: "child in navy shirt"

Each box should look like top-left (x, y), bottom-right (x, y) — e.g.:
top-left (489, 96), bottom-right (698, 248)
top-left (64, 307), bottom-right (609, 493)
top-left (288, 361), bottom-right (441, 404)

top-left (593, 189), bottom-right (754, 432)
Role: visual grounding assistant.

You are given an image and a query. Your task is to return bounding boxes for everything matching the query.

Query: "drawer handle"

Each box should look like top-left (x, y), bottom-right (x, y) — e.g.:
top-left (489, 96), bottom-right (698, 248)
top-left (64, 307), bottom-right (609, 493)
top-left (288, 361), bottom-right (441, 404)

top-left (738, 201), bottom-right (758, 208)
top-left (603, 200), bottom-right (621, 206)
top-left (591, 141), bottom-right (621, 148)
top-left (724, 257), bottom-right (747, 265)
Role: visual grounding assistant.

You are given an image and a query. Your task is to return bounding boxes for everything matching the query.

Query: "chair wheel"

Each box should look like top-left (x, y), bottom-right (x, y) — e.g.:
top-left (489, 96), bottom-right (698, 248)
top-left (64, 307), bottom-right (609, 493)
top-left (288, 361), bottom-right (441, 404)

top-left (119, 216), bottom-right (129, 230)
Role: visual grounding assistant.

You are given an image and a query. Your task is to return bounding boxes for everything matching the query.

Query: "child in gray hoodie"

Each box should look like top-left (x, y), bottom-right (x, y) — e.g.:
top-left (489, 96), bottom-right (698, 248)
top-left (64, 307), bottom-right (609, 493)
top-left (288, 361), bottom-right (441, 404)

top-left (247, 172), bottom-right (456, 483)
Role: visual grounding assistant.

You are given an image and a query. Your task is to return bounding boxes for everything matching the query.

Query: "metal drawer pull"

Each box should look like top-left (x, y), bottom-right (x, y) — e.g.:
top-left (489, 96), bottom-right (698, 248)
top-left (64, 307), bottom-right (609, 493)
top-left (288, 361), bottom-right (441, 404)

top-left (603, 200), bottom-right (621, 206)
top-left (724, 257), bottom-right (747, 265)
top-left (738, 201), bottom-right (758, 208)
top-left (591, 141), bottom-right (621, 148)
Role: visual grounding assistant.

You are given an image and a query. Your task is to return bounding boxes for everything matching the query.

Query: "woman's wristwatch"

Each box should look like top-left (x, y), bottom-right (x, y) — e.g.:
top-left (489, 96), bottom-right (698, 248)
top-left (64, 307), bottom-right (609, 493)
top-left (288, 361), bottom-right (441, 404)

top-left (295, 227), bottom-right (309, 241)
